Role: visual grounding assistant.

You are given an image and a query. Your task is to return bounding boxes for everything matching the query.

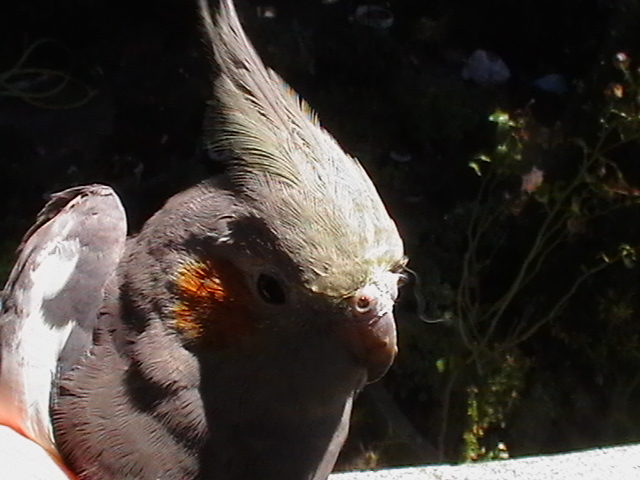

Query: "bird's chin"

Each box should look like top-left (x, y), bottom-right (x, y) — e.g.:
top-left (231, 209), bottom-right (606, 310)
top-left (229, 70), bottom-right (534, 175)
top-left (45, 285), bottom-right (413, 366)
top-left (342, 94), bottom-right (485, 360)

top-left (337, 311), bottom-right (397, 383)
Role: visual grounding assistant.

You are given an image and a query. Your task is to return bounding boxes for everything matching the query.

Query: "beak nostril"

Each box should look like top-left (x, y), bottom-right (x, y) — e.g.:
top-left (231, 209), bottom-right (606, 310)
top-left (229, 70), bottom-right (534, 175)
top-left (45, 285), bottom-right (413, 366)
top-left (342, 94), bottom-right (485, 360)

top-left (352, 291), bottom-right (379, 318)
top-left (356, 295), bottom-right (372, 312)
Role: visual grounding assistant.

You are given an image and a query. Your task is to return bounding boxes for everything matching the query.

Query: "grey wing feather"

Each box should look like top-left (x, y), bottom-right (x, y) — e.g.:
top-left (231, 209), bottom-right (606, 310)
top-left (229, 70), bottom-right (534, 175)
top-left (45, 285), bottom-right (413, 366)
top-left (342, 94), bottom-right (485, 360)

top-left (0, 184), bottom-right (127, 453)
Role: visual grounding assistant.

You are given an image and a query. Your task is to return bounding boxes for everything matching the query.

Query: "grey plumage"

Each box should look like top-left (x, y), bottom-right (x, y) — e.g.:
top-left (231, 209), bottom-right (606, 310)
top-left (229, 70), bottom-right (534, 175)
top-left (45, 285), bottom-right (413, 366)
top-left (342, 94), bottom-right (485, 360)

top-left (53, 179), bottom-right (367, 479)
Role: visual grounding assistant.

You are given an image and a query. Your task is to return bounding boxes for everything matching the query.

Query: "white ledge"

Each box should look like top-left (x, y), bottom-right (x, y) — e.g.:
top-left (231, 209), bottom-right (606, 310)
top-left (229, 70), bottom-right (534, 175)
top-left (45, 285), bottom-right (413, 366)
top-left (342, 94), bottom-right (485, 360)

top-left (332, 444), bottom-right (640, 479)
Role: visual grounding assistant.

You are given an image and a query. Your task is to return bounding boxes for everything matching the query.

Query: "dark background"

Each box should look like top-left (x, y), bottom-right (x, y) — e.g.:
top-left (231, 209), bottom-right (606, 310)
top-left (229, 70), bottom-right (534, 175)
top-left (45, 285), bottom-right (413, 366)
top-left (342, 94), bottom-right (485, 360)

top-left (2, 0), bottom-right (640, 470)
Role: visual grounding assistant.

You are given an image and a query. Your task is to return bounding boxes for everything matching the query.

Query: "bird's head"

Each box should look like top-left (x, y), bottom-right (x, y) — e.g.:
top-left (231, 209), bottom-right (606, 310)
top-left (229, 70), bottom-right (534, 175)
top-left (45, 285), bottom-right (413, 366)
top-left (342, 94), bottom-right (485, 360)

top-left (161, 199), bottom-right (405, 382)
top-left (205, 0), bottom-right (405, 382)
top-left (126, 0), bottom-right (405, 384)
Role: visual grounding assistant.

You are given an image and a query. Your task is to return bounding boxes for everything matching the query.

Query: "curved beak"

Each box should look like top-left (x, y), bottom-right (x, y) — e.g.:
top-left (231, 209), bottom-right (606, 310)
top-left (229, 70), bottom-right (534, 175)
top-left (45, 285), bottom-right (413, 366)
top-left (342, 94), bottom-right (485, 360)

top-left (339, 310), bottom-right (397, 382)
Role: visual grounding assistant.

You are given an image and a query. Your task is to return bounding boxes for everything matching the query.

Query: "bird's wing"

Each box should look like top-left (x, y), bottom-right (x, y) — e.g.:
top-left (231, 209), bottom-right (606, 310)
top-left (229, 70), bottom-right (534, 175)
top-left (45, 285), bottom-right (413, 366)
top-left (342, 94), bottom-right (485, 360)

top-left (0, 184), bottom-right (127, 455)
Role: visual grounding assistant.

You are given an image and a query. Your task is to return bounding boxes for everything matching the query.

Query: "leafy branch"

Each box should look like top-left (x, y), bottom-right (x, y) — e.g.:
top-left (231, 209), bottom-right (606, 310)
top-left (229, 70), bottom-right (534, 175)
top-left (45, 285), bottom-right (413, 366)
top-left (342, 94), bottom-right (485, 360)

top-left (437, 52), bottom-right (640, 462)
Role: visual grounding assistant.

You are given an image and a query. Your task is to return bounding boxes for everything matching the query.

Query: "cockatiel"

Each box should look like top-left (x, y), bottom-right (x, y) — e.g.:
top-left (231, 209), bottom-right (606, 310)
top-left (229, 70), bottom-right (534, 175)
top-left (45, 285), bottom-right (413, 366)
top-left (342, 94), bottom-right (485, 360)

top-left (0, 0), bottom-right (405, 478)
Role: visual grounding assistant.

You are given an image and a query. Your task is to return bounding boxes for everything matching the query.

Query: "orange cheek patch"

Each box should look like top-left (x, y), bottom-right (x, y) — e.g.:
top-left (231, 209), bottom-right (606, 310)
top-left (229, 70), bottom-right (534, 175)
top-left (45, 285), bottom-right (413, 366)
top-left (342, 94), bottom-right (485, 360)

top-left (173, 259), bottom-right (253, 346)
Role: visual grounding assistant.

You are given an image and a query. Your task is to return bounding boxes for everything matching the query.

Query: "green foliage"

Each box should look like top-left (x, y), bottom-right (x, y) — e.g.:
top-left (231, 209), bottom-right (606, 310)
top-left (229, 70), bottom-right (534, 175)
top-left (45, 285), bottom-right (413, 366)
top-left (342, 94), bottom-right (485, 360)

top-left (462, 352), bottom-right (529, 461)
top-left (392, 51), bottom-right (640, 464)
top-left (449, 53), bottom-right (640, 459)
top-left (455, 51), bottom-right (640, 359)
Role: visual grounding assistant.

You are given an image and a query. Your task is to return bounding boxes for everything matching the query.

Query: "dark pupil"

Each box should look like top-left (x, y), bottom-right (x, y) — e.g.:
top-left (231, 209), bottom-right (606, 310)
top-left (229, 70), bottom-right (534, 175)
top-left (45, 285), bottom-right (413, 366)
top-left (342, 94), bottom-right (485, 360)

top-left (257, 274), bottom-right (286, 304)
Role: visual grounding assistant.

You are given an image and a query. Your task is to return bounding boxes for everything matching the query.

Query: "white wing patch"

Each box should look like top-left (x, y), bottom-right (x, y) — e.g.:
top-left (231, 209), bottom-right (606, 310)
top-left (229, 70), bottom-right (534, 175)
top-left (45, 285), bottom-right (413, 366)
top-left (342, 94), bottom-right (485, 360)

top-left (0, 234), bottom-right (80, 452)
top-left (32, 238), bottom-right (80, 300)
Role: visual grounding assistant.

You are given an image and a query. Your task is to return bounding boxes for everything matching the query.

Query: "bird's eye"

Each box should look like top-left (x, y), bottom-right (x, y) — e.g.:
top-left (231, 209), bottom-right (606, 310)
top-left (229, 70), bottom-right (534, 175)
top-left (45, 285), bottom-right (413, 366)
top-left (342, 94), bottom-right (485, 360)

top-left (257, 273), bottom-right (286, 305)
